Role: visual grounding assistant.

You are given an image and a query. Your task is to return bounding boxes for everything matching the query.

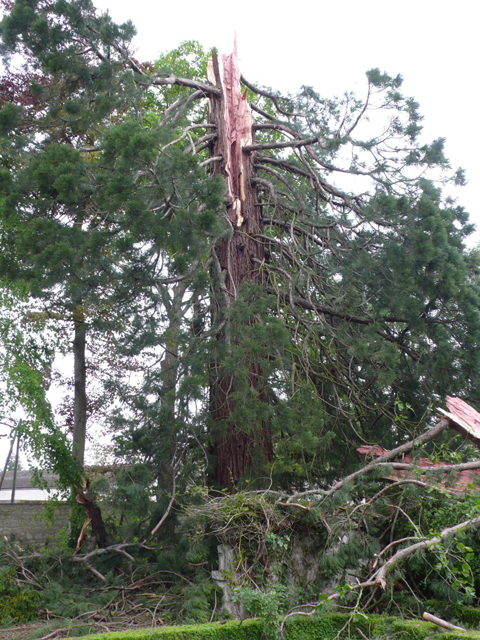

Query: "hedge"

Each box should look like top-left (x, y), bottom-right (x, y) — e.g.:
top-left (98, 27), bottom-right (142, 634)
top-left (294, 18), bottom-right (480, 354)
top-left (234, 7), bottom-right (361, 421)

top-left (68, 619), bottom-right (263, 640)
top-left (67, 613), bottom-right (480, 640)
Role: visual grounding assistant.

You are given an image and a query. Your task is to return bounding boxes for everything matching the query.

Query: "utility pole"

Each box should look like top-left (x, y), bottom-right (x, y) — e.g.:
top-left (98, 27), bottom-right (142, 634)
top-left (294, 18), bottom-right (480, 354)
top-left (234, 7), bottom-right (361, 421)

top-left (0, 417), bottom-right (18, 493)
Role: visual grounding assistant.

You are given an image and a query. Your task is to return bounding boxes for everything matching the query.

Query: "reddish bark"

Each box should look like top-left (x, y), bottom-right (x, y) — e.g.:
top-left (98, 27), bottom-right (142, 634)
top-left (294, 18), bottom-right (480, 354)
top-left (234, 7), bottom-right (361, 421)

top-left (207, 45), bottom-right (272, 487)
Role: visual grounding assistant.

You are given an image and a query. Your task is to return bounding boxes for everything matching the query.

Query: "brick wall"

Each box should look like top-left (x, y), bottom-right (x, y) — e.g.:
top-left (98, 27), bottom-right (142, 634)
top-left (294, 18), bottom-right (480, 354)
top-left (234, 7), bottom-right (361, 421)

top-left (0, 502), bottom-right (70, 544)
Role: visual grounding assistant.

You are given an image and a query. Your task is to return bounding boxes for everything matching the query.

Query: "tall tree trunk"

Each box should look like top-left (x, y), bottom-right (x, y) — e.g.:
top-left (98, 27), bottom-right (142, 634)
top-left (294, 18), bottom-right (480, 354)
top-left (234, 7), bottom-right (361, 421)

top-left (73, 308), bottom-right (87, 468)
top-left (207, 46), bottom-right (273, 488)
top-left (156, 279), bottom-right (188, 487)
top-left (71, 306), bottom-right (110, 548)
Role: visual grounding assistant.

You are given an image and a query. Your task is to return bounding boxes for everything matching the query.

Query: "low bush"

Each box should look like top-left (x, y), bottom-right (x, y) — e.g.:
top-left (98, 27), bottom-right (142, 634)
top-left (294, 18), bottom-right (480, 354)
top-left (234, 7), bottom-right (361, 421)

top-left (0, 567), bottom-right (40, 624)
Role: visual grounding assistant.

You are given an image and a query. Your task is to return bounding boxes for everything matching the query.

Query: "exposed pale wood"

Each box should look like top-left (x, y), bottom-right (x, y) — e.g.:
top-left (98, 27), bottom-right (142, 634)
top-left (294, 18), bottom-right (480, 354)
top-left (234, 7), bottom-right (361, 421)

top-left (150, 74), bottom-right (220, 96)
top-left (422, 612), bottom-right (465, 631)
top-left (374, 514), bottom-right (480, 588)
top-left (75, 516), bottom-right (92, 553)
top-left (35, 627), bottom-right (69, 640)
top-left (287, 418), bottom-right (450, 504)
top-left (438, 396), bottom-right (480, 446)
top-left (150, 463), bottom-right (176, 536)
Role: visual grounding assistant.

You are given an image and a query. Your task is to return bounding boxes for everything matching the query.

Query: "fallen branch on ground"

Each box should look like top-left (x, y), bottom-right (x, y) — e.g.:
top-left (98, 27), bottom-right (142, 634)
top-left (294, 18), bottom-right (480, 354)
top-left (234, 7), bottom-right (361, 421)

top-left (423, 612), bottom-right (465, 631)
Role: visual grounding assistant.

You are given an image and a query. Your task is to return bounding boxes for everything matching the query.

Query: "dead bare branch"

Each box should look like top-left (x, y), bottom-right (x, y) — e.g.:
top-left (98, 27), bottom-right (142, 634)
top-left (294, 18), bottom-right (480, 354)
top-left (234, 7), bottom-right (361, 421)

top-left (286, 418), bottom-right (450, 504)
top-left (240, 75), bottom-right (298, 117)
top-left (150, 449), bottom-right (185, 537)
top-left (422, 612), bottom-right (465, 631)
top-left (373, 514), bottom-right (480, 588)
top-left (244, 136), bottom-right (322, 153)
top-left (150, 74), bottom-right (220, 96)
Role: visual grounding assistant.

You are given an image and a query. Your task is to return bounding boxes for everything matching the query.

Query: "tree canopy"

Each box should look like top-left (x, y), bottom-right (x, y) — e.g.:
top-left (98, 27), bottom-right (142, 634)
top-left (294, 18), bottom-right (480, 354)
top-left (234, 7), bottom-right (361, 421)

top-left (1, 0), bottom-right (480, 628)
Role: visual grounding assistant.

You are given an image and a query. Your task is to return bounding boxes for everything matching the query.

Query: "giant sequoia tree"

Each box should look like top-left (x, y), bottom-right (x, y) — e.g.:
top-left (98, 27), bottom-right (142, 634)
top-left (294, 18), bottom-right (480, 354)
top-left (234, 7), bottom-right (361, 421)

top-left (1, 0), bottom-right (479, 497)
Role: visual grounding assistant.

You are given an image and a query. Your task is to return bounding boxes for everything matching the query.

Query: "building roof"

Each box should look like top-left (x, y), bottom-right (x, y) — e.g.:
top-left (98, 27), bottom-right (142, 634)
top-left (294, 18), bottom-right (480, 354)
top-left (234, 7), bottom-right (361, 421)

top-left (357, 397), bottom-right (480, 492)
top-left (0, 470), bottom-right (59, 491)
top-left (357, 445), bottom-right (480, 491)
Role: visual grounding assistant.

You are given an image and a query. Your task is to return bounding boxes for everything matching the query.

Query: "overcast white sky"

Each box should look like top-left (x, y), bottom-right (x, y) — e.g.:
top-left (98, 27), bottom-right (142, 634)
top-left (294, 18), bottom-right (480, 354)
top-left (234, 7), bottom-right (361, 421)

top-left (1, 0), bottom-right (479, 469)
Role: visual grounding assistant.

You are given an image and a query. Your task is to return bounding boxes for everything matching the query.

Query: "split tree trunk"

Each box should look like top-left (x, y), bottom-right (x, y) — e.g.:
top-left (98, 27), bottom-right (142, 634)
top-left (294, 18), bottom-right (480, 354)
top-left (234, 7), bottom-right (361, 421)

top-left (207, 46), bottom-right (273, 488)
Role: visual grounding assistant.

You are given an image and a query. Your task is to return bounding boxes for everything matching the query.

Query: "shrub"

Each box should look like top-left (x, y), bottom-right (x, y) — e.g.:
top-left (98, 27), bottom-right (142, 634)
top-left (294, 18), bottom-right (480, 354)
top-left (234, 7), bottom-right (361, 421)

top-left (0, 568), bottom-right (40, 624)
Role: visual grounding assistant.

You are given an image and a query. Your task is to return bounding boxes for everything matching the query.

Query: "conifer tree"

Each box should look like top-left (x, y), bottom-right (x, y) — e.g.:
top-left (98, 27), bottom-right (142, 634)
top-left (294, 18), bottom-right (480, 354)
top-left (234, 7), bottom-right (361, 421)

top-left (0, 1), bottom-right (224, 479)
top-left (1, 0), bottom-right (479, 496)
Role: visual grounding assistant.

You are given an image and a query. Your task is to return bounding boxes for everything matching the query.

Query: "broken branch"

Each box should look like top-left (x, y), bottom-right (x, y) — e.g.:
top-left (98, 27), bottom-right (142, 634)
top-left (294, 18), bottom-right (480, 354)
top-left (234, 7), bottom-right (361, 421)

top-left (422, 612), bottom-right (465, 631)
top-left (374, 514), bottom-right (480, 588)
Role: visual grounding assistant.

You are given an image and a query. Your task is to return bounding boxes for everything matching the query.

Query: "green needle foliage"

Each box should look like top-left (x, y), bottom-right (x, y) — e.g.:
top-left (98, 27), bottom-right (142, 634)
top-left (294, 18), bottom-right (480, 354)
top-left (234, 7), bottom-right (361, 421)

top-left (1, 0), bottom-right (479, 491)
top-left (1, 0), bottom-right (480, 623)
